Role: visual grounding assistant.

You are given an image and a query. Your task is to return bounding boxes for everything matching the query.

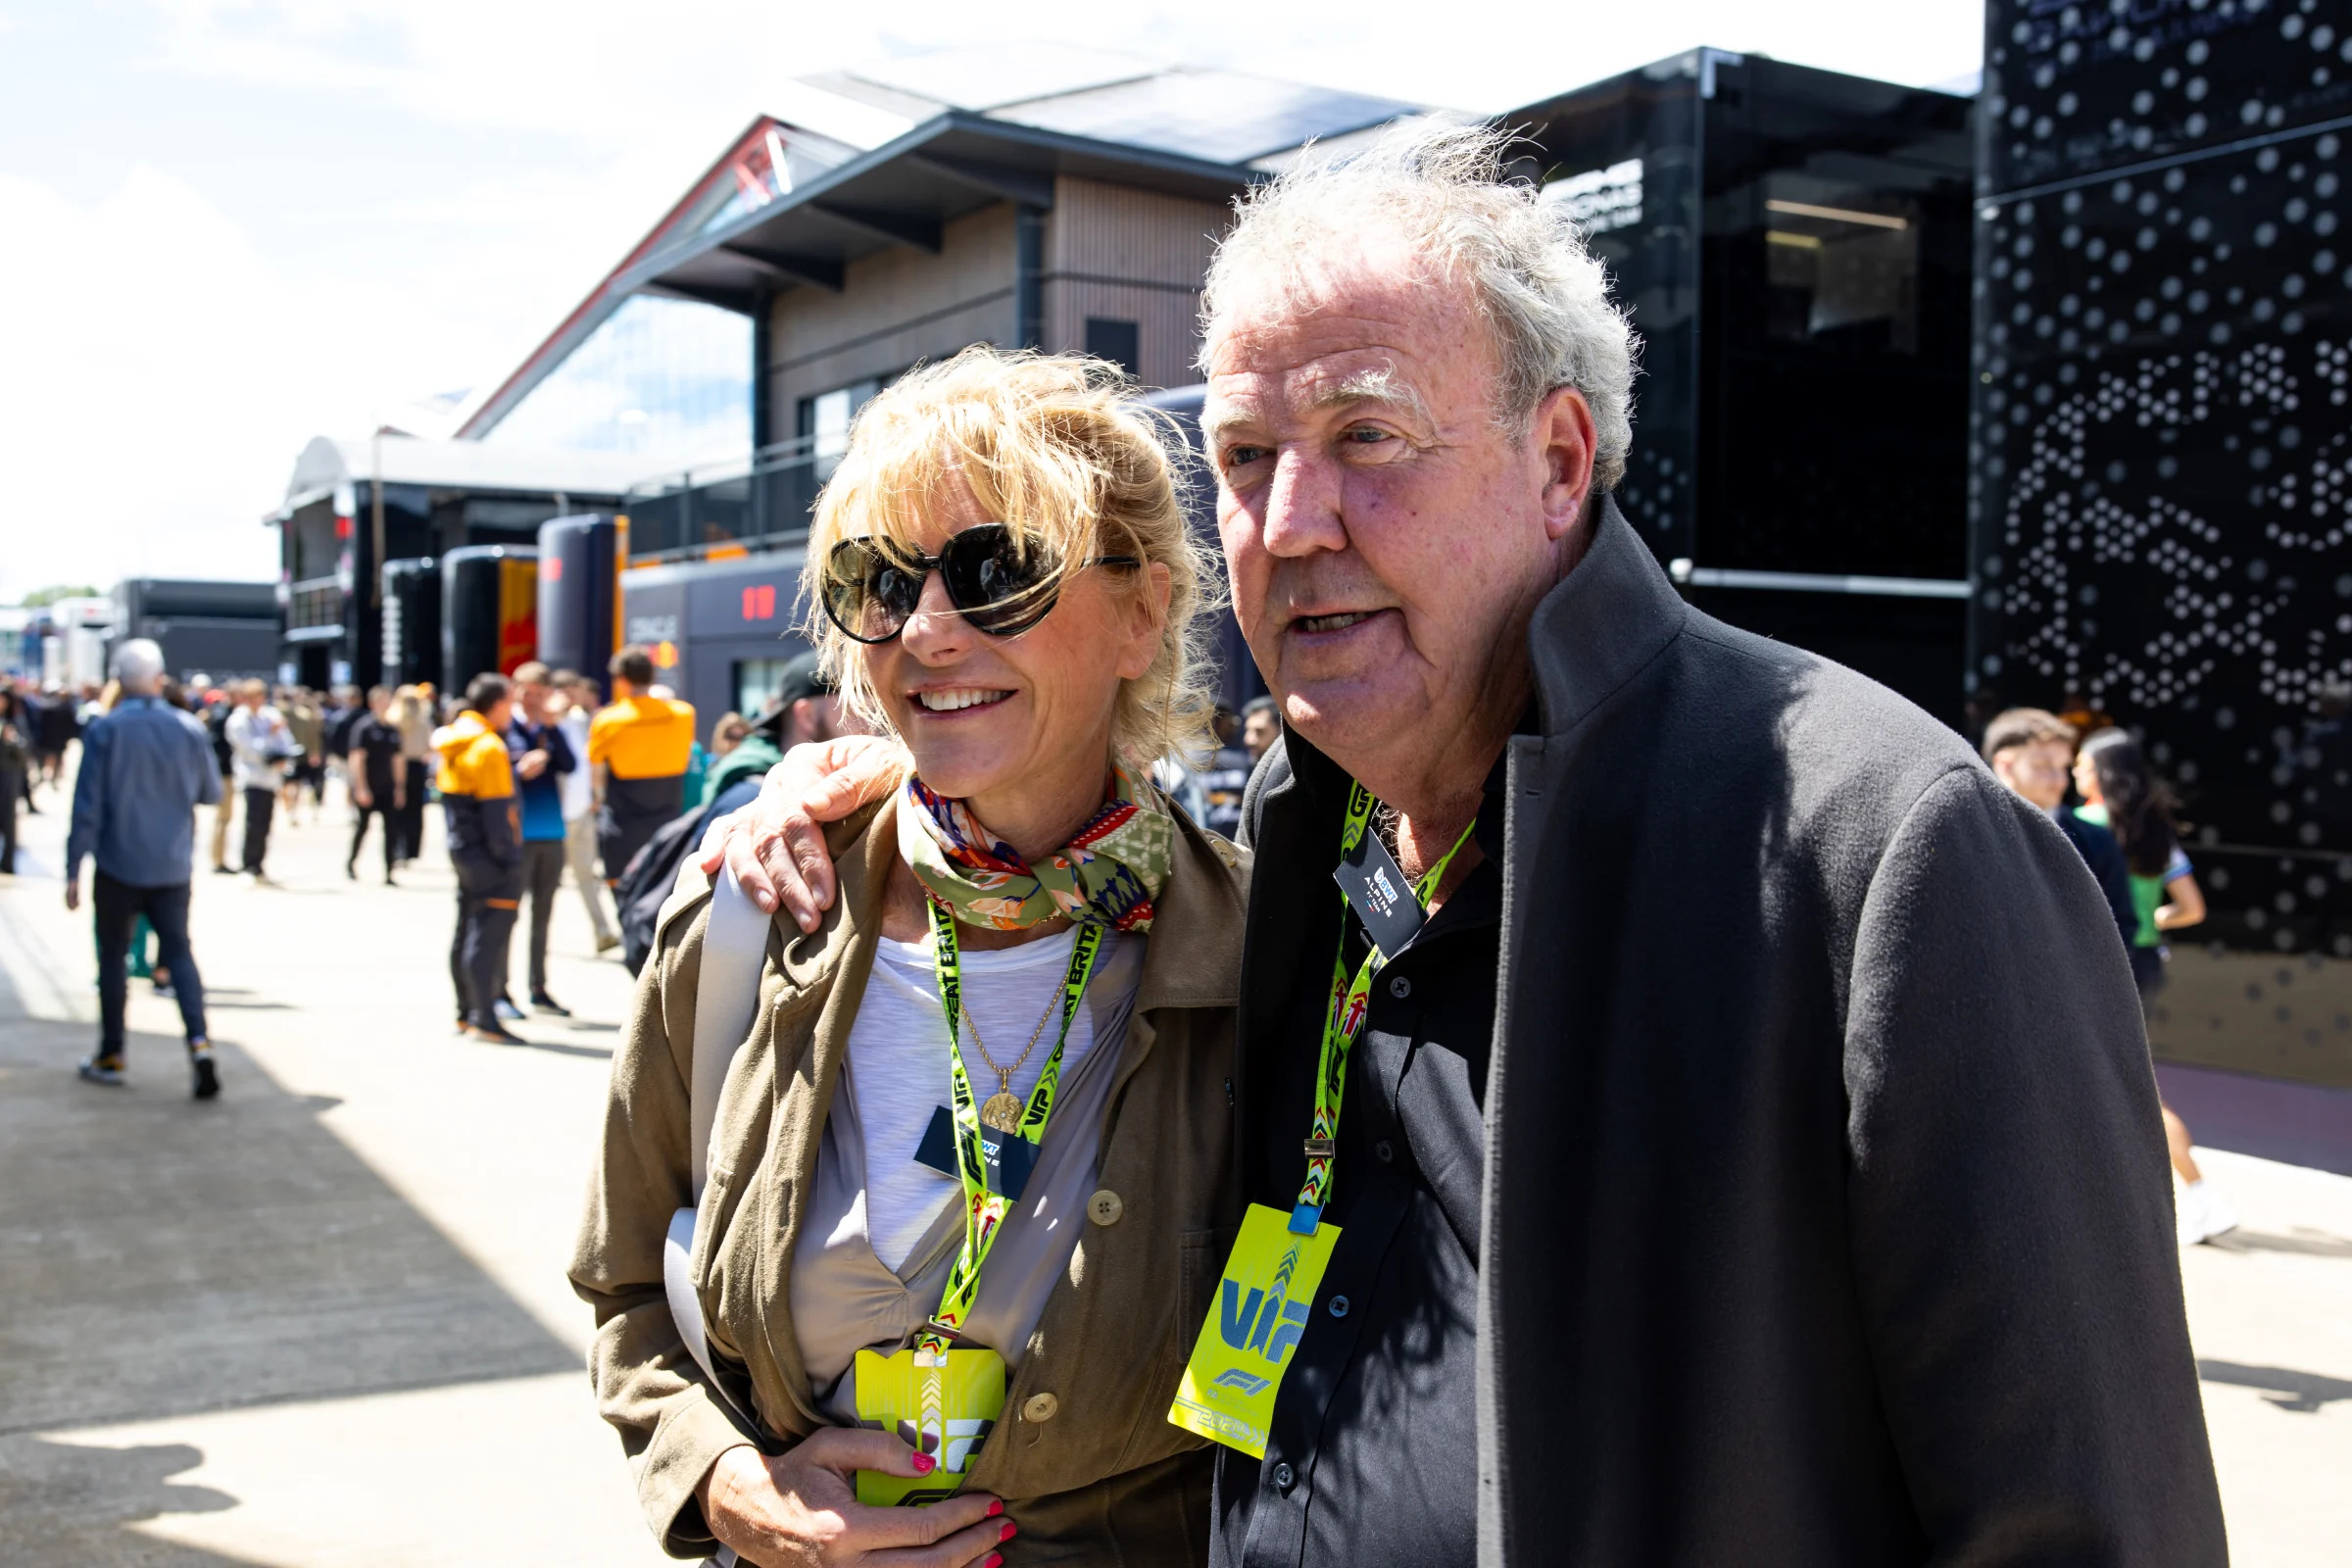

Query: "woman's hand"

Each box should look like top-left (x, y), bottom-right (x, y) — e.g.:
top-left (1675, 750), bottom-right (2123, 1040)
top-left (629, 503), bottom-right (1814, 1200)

top-left (699, 1431), bottom-right (1012, 1568)
top-left (696, 735), bottom-right (906, 931)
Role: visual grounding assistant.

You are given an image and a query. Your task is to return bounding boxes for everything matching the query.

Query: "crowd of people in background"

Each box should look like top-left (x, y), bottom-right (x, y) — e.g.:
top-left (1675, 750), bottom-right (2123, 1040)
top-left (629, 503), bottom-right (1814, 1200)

top-left (0, 644), bottom-right (2262, 1255)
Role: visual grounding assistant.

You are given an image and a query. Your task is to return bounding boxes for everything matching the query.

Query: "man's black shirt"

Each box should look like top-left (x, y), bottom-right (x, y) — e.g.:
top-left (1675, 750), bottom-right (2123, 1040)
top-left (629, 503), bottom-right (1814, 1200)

top-left (1212, 735), bottom-right (1505, 1568)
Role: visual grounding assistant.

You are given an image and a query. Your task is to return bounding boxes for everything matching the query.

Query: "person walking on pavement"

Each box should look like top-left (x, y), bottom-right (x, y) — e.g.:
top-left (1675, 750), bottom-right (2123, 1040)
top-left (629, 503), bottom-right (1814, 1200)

top-left (223, 679), bottom-right (297, 883)
top-left (64, 640), bottom-right (222, 1098)
top-left (499, 662), bottom-right (576, 1018)
top-left (388, 684), bottom-right (435, 865)
top-left (346, 685), bottom-right (405, 883)
top-left (588, 646), bottom-right (696, 889)
top-left (552, 669), bottom-right (620, 954)
top-left (283, 686), bottom-right (325, 824)
top-left (0, 685), bottom-right (30, 874)
top-left (2074, 726), bottom-right (2239, 1245)
top-left (33, 683), bottom-right (78, 795)
top-left (202, 690), bottom-right (238, 872)
top-left (436, 673), bottom-right (527, 1044)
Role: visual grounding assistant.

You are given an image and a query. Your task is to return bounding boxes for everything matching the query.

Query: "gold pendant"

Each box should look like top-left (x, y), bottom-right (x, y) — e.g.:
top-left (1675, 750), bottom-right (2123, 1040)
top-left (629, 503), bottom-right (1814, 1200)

top-left (979, 1091), bottom-right (1025, 1133)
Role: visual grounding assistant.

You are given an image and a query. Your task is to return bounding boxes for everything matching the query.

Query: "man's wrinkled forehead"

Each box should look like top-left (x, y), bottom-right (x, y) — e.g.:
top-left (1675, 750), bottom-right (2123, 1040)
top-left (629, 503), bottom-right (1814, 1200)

top-left (1201, 265), bottom-right (1478, 433)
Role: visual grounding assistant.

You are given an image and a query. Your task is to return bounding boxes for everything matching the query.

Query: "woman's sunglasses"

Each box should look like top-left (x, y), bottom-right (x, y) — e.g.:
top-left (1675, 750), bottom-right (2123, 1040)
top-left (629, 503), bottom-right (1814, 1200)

top-left (819, 522), bottom-right (1139, 644)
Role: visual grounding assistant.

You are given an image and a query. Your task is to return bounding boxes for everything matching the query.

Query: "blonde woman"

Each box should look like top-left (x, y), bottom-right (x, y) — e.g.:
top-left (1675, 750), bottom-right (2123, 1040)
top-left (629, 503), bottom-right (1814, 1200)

top-left (573, 349), bottom-right (1244, 1566)
top-left (386, 684), bottom-right (434, 865)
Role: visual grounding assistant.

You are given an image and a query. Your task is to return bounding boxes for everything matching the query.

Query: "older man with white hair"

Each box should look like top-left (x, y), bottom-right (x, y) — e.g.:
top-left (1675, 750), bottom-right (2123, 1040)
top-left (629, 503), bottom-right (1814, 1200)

top-left (66, 638), bottom-right (222, 1098)
top-left (710, 123), bottom-right (2221, 1565)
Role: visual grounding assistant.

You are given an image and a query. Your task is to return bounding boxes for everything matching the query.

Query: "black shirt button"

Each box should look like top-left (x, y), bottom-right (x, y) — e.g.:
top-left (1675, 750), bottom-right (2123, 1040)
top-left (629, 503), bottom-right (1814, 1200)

top-left (1271, 1461), bottom-right (1297, 1493)
top-left (1374, 1139), bottom-right (1395, 1163)
top-left (1328, 1295), bottom-right (1350, 1318)
top-left (1389, 974), bottom-right (1412, 1000)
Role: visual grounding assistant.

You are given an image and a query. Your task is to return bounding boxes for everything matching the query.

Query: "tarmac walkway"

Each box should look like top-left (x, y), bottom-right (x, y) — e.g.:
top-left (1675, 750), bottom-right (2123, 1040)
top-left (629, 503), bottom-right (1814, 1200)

top-left (0, 767), bottom-right (2346, 1564)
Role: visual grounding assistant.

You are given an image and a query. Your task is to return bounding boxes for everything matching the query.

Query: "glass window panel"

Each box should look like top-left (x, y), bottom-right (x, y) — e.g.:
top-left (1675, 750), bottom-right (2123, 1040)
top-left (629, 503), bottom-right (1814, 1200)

top-left (996, 72), bottom-right (1412, 166)
top-left (482, 294), bottom-right (751, 464)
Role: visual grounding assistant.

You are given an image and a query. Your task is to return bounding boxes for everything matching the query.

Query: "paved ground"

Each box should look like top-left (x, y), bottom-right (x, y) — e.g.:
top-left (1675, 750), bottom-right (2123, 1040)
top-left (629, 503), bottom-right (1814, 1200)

top-left (0, 775), bottom-right (666, 1566)
top-left (0, 767), bottom-right (2347, 1564)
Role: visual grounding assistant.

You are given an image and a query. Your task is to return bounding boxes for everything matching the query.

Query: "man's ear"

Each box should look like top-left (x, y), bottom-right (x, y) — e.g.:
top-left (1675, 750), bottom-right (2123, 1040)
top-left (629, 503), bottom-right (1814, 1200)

top-left (1535, 387), bottom-right (1598, 543)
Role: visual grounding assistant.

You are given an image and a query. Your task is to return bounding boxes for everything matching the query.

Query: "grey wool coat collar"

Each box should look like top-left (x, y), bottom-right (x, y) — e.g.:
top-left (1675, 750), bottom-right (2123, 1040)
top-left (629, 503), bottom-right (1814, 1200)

top-left (1241, 496), bottom-right (2225, 1567)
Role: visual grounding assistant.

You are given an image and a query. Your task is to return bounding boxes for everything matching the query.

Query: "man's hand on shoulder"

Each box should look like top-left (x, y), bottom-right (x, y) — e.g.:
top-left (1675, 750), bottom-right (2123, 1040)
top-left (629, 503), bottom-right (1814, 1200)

top-left (695, 735), bottom-right (906, 931)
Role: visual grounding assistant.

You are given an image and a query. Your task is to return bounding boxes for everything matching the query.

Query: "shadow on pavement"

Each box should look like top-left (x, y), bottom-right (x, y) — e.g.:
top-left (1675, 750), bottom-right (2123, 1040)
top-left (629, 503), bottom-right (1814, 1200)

top-left (0, 967), bottom-right (579, 1442)
top-left (496, 1036), bottom-right (615, 1061)
top-left (0, 1438), bottom-right (253, 1567)
top-left (2204, 1225), bottom-right (2352, 1258)
top-left (2196, 1358), bottom-right (2352, 1413)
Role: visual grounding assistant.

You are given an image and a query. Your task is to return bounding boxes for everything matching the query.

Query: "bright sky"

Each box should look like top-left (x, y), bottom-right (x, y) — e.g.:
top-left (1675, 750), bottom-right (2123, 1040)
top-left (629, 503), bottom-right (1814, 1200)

top-left (0, 0), bottom-right (1984, 603)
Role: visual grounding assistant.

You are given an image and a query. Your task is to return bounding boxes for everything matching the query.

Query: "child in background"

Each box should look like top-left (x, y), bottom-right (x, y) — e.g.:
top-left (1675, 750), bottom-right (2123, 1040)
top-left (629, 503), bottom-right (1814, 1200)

top-left (2075, 727), bottom-right (2237, 1245)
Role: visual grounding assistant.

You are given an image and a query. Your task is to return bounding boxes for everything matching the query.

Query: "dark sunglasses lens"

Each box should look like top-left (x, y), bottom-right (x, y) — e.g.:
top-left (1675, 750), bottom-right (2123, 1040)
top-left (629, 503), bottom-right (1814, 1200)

top-left (947, 525), bottom-right (1058, 634)
top-left (824, 541), bottom-right (919, 643)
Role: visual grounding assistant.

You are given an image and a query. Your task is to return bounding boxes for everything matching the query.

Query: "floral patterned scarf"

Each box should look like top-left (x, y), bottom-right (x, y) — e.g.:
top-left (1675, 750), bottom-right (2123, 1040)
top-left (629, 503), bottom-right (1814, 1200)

top-left (899, 766), bottom-right (1173, 933)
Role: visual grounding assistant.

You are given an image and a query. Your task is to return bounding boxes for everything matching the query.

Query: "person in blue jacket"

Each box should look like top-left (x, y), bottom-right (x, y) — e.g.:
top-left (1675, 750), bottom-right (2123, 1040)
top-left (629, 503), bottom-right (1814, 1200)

top-left (500, 662), bottom-right (576, 1019)
top-left (64, 640), bottom-right (222, 1097)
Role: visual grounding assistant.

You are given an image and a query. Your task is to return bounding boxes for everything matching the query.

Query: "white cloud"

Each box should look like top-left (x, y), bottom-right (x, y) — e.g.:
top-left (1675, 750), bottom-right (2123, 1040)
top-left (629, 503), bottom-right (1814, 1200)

top-left (0, 167), bottom-right (300, 597)
top-left (0, 0), bottom-right (1985, 602)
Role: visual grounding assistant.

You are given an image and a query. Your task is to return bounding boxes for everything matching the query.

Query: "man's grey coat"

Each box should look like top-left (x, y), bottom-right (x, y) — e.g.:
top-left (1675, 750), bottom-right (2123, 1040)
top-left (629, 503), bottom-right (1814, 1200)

top-left (1248, 499), bottom-right (2224, 1564)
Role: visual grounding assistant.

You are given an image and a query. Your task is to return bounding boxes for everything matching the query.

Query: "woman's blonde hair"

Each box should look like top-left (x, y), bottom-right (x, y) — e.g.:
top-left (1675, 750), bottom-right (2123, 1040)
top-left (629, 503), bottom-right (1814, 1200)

top-left (801, 345), bottom-right (1219, 767)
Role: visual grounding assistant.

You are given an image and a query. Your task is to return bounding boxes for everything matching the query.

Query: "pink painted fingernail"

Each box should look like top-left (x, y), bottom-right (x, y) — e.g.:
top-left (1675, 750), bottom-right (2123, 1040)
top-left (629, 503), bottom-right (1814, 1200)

top-left (986, 1499), bottom-right (1004, 1517)
top-left (1000, 1520), bottom-right (1017, 1542)
top-left (985, 1555), bottom-right (1003, 1568)
top-left (909, 1451), bottom-right (935, 1474)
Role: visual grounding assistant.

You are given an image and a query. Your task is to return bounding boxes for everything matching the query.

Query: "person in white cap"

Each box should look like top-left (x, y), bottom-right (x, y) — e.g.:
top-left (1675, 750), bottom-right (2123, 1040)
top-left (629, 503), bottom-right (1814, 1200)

top-left (65, 639), bottom-right (223, 1098)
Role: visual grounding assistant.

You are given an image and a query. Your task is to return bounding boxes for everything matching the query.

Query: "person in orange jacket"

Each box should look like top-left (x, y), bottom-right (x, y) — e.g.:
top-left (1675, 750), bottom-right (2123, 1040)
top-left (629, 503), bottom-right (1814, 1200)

top-left (435, 672), bottom-right (526, 1044)
top-left (587, 645), bottom-right (696, 887)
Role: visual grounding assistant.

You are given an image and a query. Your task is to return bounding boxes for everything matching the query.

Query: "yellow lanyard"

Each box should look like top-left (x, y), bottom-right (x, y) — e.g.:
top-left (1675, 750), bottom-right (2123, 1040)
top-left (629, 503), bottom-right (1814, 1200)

top-left (1289, 780), bottom-right (1475, 1236)
top-left (917, 898), bottom-right (1102, 1359)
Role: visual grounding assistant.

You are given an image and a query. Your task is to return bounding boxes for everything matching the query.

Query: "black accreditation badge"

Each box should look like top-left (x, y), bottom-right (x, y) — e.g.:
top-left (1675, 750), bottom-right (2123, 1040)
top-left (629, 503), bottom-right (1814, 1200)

top-left (1333, 827), bottom-right (1430, 956)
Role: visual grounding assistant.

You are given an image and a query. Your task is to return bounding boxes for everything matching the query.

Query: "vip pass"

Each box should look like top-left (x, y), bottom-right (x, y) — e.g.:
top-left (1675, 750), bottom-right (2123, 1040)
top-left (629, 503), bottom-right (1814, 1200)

top-left (1169, 779), bottom-right (1472, 1458)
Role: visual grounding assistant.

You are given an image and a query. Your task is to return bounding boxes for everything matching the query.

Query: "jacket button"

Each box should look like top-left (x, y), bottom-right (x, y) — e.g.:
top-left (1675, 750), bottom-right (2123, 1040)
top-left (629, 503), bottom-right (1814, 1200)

top-left (1374, 1140), bottom-right (1395, 1163)
top-left (1022, 1392), bottom-right (1059, 1424)
top-left (1328, 1295), bottom-right (1350, 1318)
top-left (1388, 974), bottom-right (1411, 1000)
top-left (1271, 1461), bottom-right (1296, 1492)
top-left (1087, 1189), bottom-right (1123, 1226)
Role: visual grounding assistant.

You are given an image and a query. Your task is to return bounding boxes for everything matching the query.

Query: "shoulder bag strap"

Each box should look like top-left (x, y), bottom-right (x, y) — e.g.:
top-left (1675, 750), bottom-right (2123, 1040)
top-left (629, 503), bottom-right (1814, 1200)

top-left (665, 864), bottom-right (770, 1452)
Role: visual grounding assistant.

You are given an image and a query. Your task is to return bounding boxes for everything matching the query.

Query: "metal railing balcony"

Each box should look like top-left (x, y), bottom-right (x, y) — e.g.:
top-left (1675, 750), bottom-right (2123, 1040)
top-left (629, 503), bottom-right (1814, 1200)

top-left (286, 576), bottom-right (344, 632)
top-left (623, 438), bottom-right (830, 564)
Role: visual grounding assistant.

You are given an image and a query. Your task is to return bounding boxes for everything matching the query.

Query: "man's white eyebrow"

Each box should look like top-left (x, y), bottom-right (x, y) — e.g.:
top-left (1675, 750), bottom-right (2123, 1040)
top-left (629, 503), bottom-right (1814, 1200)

top-left (1308, 368), bottom-right (1433, 426)
top-left (1200, 368), bottom-right (1433, 448)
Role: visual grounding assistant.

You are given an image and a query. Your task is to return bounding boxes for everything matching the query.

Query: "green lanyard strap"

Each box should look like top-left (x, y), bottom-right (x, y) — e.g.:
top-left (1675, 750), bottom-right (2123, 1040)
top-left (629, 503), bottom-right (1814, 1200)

top-left (918, 898), bottom-right (1104, 1362)
top-left (1290, 780), bottom-right (1474, 1236)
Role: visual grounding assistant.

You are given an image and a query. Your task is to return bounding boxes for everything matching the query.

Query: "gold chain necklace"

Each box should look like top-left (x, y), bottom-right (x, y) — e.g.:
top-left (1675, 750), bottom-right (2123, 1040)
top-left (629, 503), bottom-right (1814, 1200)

top-left (959, 978), bottom-right (1063, 1133)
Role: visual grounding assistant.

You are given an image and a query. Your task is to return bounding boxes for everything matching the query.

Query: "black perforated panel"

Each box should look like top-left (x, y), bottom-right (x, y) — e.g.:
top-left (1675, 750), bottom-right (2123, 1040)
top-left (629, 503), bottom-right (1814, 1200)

top-left (1974, 3), bottom-right (2352, 1083)
top-left (1983, 0), bottom-right (2352, 196)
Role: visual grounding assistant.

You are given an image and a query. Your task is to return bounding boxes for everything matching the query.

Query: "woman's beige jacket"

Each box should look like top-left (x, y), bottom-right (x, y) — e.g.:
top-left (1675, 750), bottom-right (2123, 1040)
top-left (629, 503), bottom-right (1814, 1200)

top-left (569, 798), bottom-right (1248, 1563)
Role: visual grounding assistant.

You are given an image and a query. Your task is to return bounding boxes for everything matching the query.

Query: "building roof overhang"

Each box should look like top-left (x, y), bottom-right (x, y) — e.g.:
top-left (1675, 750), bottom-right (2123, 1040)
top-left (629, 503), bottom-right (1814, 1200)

top-left (266, 435), bottom-right (655, 524)
top-left (622, 112), bottom-right (1256, 316)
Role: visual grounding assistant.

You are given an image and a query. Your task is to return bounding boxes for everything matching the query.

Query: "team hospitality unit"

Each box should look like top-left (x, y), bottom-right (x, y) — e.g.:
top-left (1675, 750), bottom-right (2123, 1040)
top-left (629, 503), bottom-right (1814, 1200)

top-left (22, 122), bottom-right (2244, 1566)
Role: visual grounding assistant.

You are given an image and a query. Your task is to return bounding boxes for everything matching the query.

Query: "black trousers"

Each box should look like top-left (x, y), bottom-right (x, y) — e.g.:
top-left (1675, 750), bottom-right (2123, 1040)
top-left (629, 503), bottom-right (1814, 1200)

top-left (240, 787), bottom-right (276, 873)
top-left (451, 858), bottom-right (522, 1028)
top-left (395, 762), bottom-right (429, 861)
top-left (0, 769), bottom-right (18, 872)
top-left (93, 872), bottom-right (207, 1054)
top-left (350, 802), bottom-right (397, 877)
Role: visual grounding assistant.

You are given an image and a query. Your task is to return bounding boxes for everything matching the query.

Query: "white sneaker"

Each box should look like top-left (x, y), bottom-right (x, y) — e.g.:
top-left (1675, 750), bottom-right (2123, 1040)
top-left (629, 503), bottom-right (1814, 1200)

top-left (2178, 1177), bottom-right (2240, 1246)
